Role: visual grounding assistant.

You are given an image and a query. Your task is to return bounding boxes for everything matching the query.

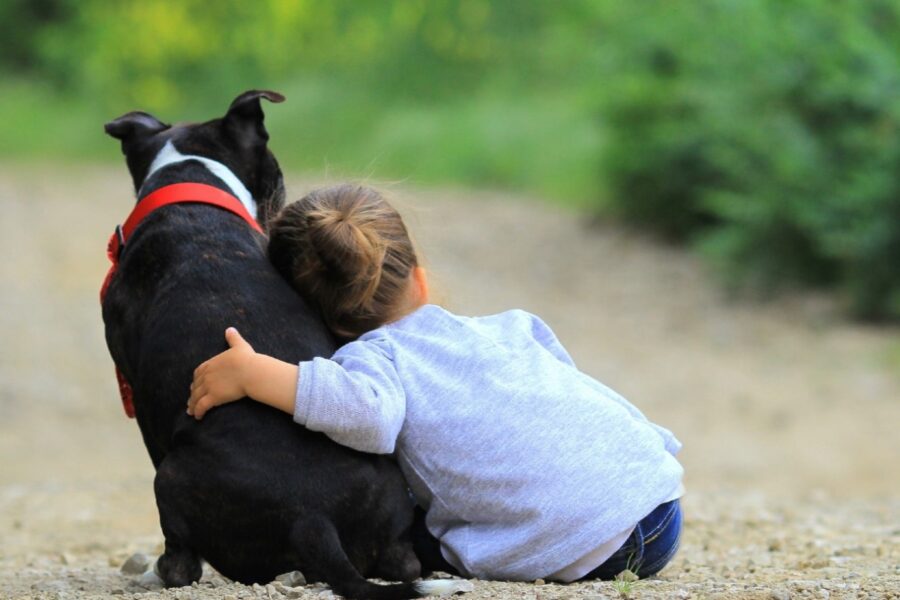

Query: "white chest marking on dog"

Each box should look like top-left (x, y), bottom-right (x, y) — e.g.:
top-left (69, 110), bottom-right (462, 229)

top-left (142, 140), bottom-right (258, 219)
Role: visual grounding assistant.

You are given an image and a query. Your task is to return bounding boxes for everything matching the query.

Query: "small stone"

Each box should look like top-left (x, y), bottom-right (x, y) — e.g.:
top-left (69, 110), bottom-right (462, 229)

top-left (533, 578), bottom-right (545, 585)
top-left (275, 571), bottom-right (307, 587)
top-left (769, 590), bottom-right (790, 600)
top-left (121, 553), bottom-right (153, 575)
top-left (137, 568), bottom-right (164, 590)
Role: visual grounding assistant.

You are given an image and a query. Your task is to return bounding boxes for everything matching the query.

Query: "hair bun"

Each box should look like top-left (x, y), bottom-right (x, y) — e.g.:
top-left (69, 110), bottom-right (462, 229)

top-left (306, 204), bottom-right (386, 304)
top-left (268, 184), bottom-right (419, 338)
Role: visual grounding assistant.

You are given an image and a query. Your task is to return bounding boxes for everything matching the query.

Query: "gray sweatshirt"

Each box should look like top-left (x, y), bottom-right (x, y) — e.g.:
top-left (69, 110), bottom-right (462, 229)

top-left (294, 305), bottom-right (683, 580)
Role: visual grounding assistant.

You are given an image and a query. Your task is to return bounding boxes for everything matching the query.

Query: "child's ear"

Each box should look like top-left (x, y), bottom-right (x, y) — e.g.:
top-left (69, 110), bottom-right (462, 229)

top-left (413, 267), bottom-right (430, 305)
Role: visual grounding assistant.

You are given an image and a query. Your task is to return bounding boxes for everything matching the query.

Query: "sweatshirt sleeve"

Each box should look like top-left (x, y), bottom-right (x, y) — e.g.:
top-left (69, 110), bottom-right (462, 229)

top-left (293, 336), bottom-right (406, 454)
top-left (527, 313), bottom-right (576, 367)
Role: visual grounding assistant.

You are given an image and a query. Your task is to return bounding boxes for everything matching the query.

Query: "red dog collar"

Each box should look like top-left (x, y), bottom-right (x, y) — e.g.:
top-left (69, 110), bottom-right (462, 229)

top-left (100, 183), bottom-right (264, 418)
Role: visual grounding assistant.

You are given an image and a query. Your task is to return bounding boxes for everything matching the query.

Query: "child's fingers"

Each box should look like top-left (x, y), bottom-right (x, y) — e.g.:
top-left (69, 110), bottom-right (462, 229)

top-left (193, 361), bottom-right (208, 379)
top-left (225, 327), bottom-right (241, 345)
top-left (192, 395), bottom-right (215, 420)
top-left (187, 383), bottom-right (207, 413)
top-left (225, 327), bottom-right (253, 351)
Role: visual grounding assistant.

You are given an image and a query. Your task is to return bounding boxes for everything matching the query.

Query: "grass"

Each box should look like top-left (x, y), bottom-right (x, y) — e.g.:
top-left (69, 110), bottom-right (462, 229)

top-left (0, 80), bottom-right (111, 161)
top-left (0, 77), bottom-right (606, 208)
top-left (611, 578), bottom-right (636, 598)
top-left (611, 566), bottom-right (642, 598)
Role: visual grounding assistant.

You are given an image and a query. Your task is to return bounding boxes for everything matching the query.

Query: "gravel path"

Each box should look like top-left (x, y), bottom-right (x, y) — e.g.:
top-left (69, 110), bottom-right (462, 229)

top-left (0, 165), bottom-right (897, 599)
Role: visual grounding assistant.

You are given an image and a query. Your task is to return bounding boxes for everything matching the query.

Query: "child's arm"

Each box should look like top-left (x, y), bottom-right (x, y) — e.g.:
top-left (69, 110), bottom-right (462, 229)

top-left (188, 327), bottom-right (298, 418)
top-left (295, 338), bottom-right (406, 454)
top-left (188, 328), bottom-right (406, 454)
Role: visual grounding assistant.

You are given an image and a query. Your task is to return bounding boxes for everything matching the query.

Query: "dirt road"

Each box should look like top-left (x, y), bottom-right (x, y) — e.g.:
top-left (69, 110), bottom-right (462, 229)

top-left (1, 164), bottom-right (897, 599)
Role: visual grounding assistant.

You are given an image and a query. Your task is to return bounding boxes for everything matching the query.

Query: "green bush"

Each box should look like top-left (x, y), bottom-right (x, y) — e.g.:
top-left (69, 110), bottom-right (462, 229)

top-left (598, 0), bottom-right (900, 320)
top-left (2, 0), bottom-right (899, 320)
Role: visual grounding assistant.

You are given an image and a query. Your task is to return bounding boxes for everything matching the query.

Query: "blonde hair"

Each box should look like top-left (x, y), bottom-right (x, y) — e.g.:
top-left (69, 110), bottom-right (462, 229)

top-left (268, 184), bottom-right (419, 338)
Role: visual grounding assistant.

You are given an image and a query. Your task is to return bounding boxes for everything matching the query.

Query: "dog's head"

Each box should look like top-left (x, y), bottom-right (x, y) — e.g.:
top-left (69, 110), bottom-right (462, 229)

top-left (104, 90), bottom-right (287, 228)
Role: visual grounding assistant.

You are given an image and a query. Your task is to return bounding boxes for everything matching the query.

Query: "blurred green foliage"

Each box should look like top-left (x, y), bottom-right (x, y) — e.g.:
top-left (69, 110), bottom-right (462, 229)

top-left (598, 0), bottom-right (900, 320)
top-left (1, 0), bottom-right (898, 320)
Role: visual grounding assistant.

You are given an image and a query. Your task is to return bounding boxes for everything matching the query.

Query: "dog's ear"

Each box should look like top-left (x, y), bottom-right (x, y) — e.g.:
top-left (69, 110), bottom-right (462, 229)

top-left (223, 90), bottom-right (285, 151)
top-left (104, 111), bottom-right (170, 141)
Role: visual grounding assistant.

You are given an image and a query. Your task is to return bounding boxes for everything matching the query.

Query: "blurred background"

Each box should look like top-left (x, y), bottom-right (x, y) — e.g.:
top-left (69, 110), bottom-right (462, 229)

top-left (2, 0), bottom-right (900, 320)
top-left (1, 2), bottom-right (899, 596)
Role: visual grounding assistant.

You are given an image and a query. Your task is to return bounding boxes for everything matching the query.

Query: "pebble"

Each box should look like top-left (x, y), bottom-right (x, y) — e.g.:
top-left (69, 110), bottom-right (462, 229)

top-left (615, 569), bottom-right (639, 582)
top-left (274, 571), bottom-right (307, 587)
top-left (120, 553), bottom-right (153, 575)
top-left (275, 585), bottom-right (305, 600)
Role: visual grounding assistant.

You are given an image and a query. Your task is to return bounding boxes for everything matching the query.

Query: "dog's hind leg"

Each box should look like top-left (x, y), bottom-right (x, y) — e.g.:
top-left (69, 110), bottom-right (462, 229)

top-left (290, 516), bottom-right (414, 600)
top-left (155, 539), bottom-right (202, 587)
top-left (373, 540), bottom-right (420, 583)
top-left (153, 462), bottom-right (203, 587)
top-left (289, 516), bottom-right (471, 600)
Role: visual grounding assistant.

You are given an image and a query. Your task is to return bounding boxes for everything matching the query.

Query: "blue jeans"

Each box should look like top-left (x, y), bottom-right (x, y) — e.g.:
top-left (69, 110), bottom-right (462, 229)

top-left (410, 499), bottom-right (683, 580)
top-left (581, 499), bottom-right (683, 580)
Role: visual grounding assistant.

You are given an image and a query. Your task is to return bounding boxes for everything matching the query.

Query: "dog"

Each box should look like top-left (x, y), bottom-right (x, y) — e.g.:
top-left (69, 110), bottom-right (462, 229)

top-left (101, 90), bottom-right (469, 599)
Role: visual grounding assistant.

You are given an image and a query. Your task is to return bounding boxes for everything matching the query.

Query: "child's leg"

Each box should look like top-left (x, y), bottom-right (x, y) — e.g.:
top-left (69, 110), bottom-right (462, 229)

top-left (581, 499), bottom-right (683, 580)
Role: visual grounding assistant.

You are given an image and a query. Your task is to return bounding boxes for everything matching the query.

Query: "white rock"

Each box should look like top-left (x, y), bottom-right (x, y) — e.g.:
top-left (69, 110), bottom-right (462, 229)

top-left (121, 553), bottom-right (154, 575)
top-left (275, 571), bottom-right (307, 587)
top-left (137, 565), bottom-right (164, 590)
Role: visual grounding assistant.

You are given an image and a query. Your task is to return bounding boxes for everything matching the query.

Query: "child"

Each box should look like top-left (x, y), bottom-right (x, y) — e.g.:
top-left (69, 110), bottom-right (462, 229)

top-left (187, 184), bottom-right (684, 582)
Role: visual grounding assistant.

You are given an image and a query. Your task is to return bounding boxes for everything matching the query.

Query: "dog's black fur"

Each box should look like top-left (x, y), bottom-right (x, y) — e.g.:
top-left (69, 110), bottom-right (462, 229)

top-left (102, 91), bottom-right (428, 599)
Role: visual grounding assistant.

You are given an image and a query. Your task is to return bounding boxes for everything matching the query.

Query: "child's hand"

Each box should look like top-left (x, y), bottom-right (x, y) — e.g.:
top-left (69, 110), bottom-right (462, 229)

top-left (188, 327), bottom-right (256, 419)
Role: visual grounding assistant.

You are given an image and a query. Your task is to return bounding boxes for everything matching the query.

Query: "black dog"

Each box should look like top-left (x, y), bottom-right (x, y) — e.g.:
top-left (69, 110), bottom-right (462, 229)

top-left (102, 90), bottom-right (468, 599)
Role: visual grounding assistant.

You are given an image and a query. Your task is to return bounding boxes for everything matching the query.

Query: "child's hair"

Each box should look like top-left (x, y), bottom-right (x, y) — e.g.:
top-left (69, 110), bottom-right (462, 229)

top-left (268, 184), bottom-right (419, 338)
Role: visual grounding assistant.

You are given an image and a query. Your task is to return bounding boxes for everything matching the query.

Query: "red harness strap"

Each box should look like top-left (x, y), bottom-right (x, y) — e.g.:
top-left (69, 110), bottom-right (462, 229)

top-left (100, 182), bottom-right (264, 418)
